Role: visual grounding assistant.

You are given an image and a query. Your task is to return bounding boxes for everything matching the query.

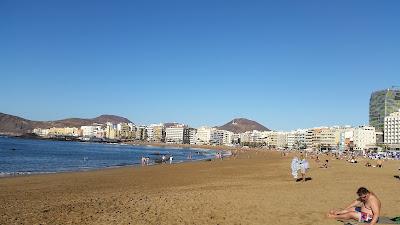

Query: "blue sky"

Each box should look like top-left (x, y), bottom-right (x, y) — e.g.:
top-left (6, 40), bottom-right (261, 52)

top-left (1, 0), bottom-right (399, 131)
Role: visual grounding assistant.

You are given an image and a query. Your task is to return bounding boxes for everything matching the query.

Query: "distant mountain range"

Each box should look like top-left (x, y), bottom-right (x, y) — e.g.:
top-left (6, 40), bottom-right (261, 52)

top-left (217, 118), bottom-right (270, 133)
top-left (0, 113), bottom-right (270, 136)
top-left (0, 113), bottom-right (131, 136)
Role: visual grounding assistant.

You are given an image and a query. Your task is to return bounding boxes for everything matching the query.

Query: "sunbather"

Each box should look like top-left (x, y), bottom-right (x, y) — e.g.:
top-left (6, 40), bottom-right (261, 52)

top-left (327, 187), bottom-right (381, 225)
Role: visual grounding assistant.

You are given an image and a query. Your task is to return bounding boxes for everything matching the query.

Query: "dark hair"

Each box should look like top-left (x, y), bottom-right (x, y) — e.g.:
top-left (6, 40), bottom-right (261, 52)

top-left (357, 187), bottom-right (369, 196)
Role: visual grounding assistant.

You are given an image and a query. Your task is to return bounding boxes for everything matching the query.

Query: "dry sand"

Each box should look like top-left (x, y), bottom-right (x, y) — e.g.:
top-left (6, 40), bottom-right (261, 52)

top-left (0, 150), bottom-right (399, 225)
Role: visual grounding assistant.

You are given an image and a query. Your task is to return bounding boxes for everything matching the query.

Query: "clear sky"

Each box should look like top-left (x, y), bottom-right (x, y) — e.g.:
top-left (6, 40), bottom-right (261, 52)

top-left (1, 0), bottom-right (399, 131)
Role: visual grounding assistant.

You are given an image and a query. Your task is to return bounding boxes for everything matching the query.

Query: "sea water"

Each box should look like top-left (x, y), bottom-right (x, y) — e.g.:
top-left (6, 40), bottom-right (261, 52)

top-left (0, 136), bottom-right (216, 176)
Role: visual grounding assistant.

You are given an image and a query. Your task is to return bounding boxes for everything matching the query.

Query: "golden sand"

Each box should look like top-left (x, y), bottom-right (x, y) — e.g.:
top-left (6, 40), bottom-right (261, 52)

top-left (0, 150), bottom-right (399, 225)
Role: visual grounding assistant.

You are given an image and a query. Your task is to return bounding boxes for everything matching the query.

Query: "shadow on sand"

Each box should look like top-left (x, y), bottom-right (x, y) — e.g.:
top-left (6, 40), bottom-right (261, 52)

top-left (295, 177), bottom-right (312, 182)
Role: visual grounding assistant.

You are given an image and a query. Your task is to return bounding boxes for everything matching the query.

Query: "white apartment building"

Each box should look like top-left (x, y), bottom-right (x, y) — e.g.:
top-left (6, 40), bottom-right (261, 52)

top-left (266, 131), bottom-right (287, 148)
top-left (146, 125), bottom-right (154, 141)
top-left (105, 122), bottom-right (117, 139)
top-left (250, 130), bottom-right (269, 143)
top-left (146, 123), bottom-right (165, 142)
top-left (304, 129), bottom-right (314, 148)
top-left (286, 129), bottom-right (308, 149)
top-left (211, 130), bottom-right (233, 145)
top-left (81, 125), bottom-right (103, 137)
top-left (384, 111), bottom-right (400, 145)
top-left (239, 131), bottom-right (252, 143)
top-left (135, 126), bottom-right (147, 141)
top-left (286, 131), bottom-right (296, 148)
top-left (276, 132), bottom-right (288, 148)
top-left (165, 125), bottom-right (186, 144)
top-left (195, 126), bottom-right (215, 145)
top-left (312, 127), bottom-right (339, 149)
top-left (183, 128), bottom-right (197, 145)
top-left (33, 128), bottom-right (50, 137)
top-left (117, 123), bottom-right (135, 139)
top-left (353, 126), bottom-right (376, 150)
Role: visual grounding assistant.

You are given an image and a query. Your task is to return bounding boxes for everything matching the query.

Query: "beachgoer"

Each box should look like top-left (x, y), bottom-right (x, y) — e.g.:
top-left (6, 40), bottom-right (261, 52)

top-left (320, 159), bottom-right (328, 168)
top-left (376, 158), bottom-right (383, 168)
top-left (141, 156), bottom-right (146, 166)
top-left (298, 154), bottom-right (309, 182)
top-left (327, 187), bottom-right (381, 225)
top-left (169, 156), bottom-right (173, 164)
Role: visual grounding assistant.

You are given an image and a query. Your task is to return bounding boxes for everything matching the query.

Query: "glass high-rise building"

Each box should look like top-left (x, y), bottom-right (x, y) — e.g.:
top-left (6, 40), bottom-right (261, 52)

top-left (369, 87), bottom-right (400, 132)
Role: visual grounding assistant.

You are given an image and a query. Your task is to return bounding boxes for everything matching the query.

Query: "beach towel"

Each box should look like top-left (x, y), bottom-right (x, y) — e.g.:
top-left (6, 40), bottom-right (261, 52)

top-left (342, 216), bottom-right (398, 224)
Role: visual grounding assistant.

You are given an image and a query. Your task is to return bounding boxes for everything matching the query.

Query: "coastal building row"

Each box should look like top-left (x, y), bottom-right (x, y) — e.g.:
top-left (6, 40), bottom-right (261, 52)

top-left (32, 123), bottom-right (233, 145)
top-left (32, 121), bottom-right (381, 152)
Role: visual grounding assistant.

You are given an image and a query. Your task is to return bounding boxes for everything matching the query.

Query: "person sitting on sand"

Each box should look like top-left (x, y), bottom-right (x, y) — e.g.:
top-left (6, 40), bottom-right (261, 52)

top-left (327, 187), bottom-right (381, 225)
top-left (376, 158), bottom-right (383, 168)
top-left (350, 156), bottom-right (358, 163)
top-left (365, 161), bottom-right (372, 167)
top-left (320, 159), bottom-right (329, 168)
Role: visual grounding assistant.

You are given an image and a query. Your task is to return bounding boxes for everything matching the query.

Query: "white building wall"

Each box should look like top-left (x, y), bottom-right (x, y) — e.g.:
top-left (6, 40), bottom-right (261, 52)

top-left (353, 126), bottom-right (376, 150)
top-left (195, 126), bottom-right (215, 144)
top-left (212, 130), bottom-right (233, 145)
top-left (276, 132), bottom-right (288, 148)
top-left (146, 125), bottom-right (155, 141)
top-left (287, 132), bottom-right (296, 148)
top-left (81, 126), bottom-right (102, 137)
top-left (384, 111), bottom-right (400, 145)
top-left (166, 126), bottom-right (185, 144)
top-left (33, 128), bottom-right (50, 137)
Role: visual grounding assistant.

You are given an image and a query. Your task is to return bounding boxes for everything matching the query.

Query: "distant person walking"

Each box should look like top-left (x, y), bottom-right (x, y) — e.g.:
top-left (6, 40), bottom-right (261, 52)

top-left (376, 158), bottom-right (383, 168)
top-left (299, 154), bottom-right (309, 182)
top-left (169, 156), bottom-right (173, 164)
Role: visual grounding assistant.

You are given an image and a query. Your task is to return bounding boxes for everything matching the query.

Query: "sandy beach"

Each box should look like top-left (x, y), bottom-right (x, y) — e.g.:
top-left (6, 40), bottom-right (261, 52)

top-left (1, 150), bottom-right (399, 225)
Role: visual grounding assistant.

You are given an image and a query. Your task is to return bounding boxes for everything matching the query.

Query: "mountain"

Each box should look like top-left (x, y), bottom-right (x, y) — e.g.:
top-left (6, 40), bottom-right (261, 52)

top-left (217, 118), bottom-right (270, 133)
top-left (92, 115), bottom-right (131, 124)
top-left (0, 113), bottom-right (132, 136)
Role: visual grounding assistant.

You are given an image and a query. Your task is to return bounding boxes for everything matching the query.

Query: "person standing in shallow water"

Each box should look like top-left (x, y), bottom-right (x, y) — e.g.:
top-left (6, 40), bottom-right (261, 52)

top-left (327, 187), bottom-right (381, 224)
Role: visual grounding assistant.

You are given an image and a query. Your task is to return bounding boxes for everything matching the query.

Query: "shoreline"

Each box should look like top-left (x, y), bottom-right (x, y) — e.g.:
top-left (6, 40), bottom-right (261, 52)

top-left (0, 138), bottom-right (235, 179)
top-left (1, 133), bottom-right (249, 152)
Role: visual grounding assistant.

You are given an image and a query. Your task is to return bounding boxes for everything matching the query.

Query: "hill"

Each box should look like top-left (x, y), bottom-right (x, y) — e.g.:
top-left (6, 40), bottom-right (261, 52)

top-left (217, 118), bottom-right (270, 133)
top-left (0, 113), bottom-right (132, 136)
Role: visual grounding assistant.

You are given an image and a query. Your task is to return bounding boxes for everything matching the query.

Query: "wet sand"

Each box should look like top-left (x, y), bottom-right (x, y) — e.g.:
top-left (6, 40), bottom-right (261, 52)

top-left (1, 150), bottom-right (399, 225)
